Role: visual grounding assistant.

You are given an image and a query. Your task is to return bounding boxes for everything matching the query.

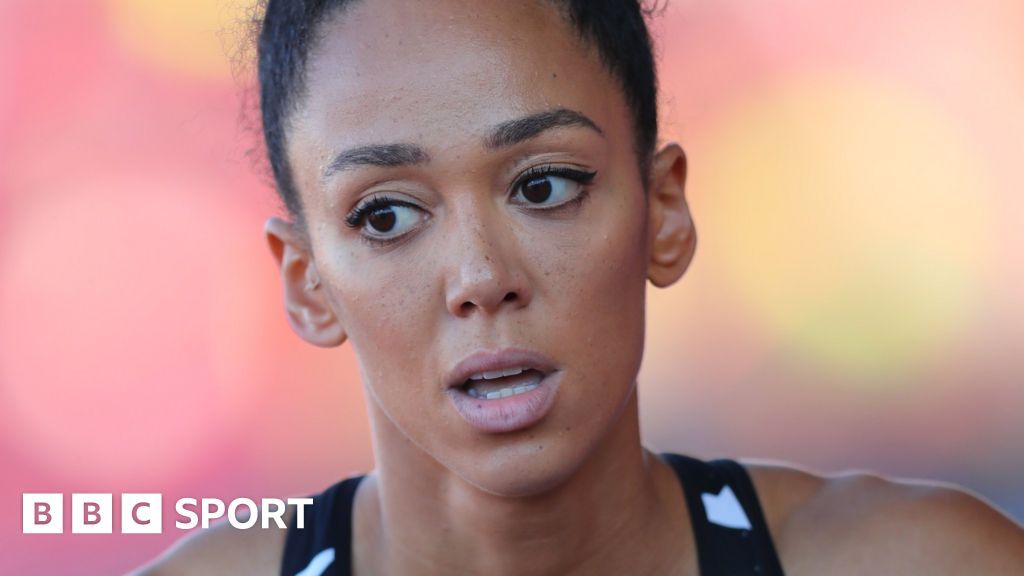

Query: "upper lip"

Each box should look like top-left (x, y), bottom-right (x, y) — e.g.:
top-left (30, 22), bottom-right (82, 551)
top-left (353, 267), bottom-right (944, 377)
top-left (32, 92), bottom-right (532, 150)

top-left (446, 348), bottom-right (557, 389)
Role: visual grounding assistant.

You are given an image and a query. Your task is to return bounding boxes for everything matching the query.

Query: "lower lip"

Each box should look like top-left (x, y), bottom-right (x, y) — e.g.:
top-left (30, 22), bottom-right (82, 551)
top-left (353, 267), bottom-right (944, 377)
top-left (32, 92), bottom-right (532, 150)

top-left (446, 371), bottom-right (561, 434)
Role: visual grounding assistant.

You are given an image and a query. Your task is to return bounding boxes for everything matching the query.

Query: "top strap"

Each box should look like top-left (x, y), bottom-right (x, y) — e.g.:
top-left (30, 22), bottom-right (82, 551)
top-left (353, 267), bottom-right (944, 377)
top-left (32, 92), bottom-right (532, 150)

top-left (280, 475), bottom-right (365, 576)
top-left (283, 456), bottom-right (785, 576)
top-left (661, 452), bottom-right (786, 576)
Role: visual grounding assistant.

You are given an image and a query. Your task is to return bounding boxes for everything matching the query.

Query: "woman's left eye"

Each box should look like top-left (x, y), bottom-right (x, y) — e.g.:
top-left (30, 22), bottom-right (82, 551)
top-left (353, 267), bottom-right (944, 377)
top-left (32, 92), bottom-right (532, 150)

top-left (511, 167), bottom-right (596, 209)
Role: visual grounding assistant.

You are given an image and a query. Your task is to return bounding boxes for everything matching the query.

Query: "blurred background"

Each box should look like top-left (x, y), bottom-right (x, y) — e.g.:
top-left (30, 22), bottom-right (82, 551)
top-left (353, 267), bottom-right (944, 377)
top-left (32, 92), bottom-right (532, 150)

top-left (1, 0), bottom-right (1021, 573)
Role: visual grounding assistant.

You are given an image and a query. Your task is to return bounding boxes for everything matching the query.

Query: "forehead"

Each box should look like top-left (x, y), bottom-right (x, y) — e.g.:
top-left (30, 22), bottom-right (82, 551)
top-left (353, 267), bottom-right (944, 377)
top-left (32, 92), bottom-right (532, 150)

top-left (287, 0), bottom-right (632, 197)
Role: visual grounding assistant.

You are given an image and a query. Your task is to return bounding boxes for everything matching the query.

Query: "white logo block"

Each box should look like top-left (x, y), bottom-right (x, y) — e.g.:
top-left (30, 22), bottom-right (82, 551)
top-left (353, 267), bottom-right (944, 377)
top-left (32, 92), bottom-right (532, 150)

top-left (23, 493), bottom-right (63, 534)
top-left (72, 493), bottom-right (112, 534)
top-left (122, 493), bottom-right (162, 534)
top-left (701, 485), bottom-right (752, 530)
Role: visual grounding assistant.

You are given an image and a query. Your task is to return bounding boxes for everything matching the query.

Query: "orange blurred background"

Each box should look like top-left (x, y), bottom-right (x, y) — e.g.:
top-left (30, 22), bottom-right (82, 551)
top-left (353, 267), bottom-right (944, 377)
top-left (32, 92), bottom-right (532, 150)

top-left (1, 0), bottom-right (1021, 573)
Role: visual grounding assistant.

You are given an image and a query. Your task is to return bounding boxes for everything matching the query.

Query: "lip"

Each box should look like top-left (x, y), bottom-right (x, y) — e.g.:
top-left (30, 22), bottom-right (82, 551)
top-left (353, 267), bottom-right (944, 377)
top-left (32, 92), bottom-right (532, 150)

top-left (445, 348), bottom-right (557, 390)
top-left (444, 348), bottom-right (561, 434)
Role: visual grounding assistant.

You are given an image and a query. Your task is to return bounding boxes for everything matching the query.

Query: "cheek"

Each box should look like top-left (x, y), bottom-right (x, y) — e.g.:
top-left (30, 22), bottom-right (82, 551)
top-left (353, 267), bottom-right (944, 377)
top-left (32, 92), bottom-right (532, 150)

top-left (320, 247), bottom-right (440, 389)
top-left (531, 187), bottom-right (650, 388)
top-left (547, 192), bottom-right (648, 329)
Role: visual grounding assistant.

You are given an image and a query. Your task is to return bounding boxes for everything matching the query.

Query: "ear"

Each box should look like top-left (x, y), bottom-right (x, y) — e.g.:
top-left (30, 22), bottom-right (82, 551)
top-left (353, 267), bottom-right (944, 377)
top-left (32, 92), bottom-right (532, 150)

top-left (646, 143), bottom-right (696, 288)
top-left (264, 217), bottom-right (346, 347)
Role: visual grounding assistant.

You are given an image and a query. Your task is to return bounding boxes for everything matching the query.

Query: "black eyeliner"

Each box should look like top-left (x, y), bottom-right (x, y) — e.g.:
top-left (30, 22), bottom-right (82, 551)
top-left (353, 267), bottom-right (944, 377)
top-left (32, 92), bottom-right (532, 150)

top-left (512, 165), bottom-right (597, 192)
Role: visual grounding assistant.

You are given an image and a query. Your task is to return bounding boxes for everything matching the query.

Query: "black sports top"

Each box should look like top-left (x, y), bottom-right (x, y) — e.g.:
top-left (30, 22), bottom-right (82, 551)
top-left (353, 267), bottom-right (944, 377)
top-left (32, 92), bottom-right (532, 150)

top-left (280, 453), bottom-right (786, 575)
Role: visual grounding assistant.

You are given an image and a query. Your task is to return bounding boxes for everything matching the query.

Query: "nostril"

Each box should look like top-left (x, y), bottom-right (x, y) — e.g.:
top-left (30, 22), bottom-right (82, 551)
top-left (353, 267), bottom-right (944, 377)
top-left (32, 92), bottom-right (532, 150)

top-left (454, 291), bottom-right (522, 316)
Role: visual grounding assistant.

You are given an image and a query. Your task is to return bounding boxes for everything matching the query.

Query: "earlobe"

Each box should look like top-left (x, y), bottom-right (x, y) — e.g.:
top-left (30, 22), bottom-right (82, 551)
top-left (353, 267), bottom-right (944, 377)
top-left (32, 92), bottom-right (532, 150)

top-left (646, 143), bottom-right (697, 288)
top-left (264, 217), bottom-right (347, 348)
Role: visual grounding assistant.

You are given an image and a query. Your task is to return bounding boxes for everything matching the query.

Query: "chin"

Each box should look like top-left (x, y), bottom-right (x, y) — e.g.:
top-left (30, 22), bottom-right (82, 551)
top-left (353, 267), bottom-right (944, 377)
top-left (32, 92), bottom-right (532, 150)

top-left (448, 428), bottom-right (596, 499)
top-left (438, 377), bottom-right (638, 499)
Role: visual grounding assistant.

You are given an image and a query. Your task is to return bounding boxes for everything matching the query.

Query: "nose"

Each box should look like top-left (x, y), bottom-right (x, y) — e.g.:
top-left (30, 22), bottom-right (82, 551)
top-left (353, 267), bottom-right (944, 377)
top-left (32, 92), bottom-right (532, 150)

top-left (443, 214), bottom-right (532, 318)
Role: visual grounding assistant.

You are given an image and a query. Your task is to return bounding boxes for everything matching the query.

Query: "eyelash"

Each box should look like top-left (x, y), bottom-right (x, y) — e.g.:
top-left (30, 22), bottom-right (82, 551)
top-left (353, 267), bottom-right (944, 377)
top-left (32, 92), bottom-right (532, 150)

top-left (344, 194), bottom-right (413, 229)
top-left (510, 165), bottom-right (597, 208)
top-left (343, 194), bottom-right (418, 248)
top-left (343, 165), bottom-right (598, 247)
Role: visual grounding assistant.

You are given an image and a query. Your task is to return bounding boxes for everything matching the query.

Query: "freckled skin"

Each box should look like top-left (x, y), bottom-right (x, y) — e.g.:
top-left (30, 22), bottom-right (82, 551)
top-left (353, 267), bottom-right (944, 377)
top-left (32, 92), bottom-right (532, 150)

top-left (290, 0), bottom-right (650, 498)
top-left (274, 1), bottom-right (693, 573)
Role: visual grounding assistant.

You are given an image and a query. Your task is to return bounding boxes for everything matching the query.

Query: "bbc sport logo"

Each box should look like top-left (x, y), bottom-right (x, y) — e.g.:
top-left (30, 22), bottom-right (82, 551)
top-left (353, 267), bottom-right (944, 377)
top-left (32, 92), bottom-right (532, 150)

top-left (22, 493), bottom-right (314, 534)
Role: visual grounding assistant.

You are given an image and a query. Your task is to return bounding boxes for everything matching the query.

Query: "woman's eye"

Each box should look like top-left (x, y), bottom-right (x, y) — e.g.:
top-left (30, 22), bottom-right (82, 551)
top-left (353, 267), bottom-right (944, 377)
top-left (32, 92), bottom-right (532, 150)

top-left (511, 168), bottom-right (596, 209)
top-left (346, 197), bottom-right (426, 244)
top-left (364, 204), bottom-right (422, 237)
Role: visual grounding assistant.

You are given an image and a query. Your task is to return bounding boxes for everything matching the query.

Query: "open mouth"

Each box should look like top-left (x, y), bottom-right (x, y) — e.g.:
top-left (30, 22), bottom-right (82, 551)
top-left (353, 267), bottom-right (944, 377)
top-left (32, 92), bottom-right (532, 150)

top-left (445, 349), bottom-right (561, 433)
top-left (457, 367), bottom-right (546, 400)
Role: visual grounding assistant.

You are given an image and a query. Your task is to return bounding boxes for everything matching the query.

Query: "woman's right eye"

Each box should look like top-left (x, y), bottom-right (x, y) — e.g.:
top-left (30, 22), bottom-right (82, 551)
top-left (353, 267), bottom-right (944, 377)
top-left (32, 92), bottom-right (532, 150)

top-left (345, 195), bottom-right (427, 245)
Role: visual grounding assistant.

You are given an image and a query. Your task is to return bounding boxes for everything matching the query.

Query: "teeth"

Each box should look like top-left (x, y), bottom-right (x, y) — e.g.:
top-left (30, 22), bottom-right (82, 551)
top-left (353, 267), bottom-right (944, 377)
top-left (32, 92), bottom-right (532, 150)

top-left (469, 367), bottom-right (526, 381)
top-left (465, 383), bottom-right (538, 399)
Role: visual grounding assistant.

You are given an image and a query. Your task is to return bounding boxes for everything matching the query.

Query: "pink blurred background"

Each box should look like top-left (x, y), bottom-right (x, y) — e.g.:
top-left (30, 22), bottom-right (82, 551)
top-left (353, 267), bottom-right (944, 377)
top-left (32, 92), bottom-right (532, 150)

top-left (1, 0), bottom-right (1021, 573)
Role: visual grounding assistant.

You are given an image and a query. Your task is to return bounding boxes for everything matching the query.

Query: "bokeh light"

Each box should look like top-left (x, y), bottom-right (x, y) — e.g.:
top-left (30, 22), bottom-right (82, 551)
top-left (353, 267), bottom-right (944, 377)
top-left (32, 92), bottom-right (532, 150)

top-left (700, 74), bottom-right (991, 386)
top-left (104, 0), bottom-right (254, 79)
top-left (0, 172), bottom-right (260, 485)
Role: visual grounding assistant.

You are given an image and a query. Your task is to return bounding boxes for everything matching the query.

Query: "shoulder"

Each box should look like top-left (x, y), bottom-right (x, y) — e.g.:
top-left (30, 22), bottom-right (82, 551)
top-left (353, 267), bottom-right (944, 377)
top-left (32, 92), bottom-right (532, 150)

top-left (128, 507), bottom-right (294, 576)
top-left (741, 459), bottom-right (1024, 575)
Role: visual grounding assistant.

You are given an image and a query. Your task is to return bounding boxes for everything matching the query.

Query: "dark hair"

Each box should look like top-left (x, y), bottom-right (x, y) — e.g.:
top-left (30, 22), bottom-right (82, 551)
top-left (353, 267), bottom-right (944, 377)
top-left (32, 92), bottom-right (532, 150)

top-left (257, 0), bottom-right (659, 223)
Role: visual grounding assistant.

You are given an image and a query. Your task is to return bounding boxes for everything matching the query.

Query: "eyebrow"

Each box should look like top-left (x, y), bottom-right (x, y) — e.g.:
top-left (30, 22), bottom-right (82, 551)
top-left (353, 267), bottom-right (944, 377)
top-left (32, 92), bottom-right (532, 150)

top-left (321, 108), bottom-right (603, 183)
top-left (485, 108), bottom-right (604, 149)
top-left (322, 143), bottom-right (430, 181)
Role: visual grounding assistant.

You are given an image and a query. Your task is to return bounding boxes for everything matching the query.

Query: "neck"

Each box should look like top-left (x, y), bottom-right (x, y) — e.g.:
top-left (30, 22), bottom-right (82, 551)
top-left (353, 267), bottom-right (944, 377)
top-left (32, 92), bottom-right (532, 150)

top-left (353, 388), bottom-right (691, 576)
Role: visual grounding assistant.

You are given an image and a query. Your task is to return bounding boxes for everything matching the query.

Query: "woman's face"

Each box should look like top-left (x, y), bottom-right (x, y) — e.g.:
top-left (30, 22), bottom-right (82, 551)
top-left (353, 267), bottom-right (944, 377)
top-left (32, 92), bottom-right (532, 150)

top-left (281, 0), bottom-right (672, 495)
